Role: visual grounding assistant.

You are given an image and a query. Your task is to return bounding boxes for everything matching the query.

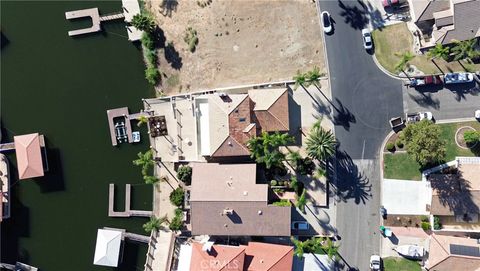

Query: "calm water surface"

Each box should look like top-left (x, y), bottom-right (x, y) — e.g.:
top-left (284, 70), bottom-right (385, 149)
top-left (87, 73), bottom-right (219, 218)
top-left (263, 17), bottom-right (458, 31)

top-left (1, 1), bottom-right (154, 270)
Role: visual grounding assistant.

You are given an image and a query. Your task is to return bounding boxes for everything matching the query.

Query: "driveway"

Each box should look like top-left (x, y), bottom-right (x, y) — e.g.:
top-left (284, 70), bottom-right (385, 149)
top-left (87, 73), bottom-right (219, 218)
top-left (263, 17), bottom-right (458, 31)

top-left (382, 179), bottom-right (432, 215)
top-left (403, 81), bottom-right (480, 121)
top-left (380, 227), bottom-right (430, 258)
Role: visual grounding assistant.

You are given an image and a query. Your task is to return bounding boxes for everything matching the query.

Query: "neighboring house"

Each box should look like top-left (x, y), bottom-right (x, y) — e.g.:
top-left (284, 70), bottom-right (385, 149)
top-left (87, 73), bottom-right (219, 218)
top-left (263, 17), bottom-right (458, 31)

top-left (429, 160), bottom-right (480, 231)
top-left (426, 234), bottom-right (480, 270)
top-left (195, 88), bottom-right (290, 158)
top-left (292, 253), bottom-right (334, 271)
top-left (189, 163), bottom-right (291, 236)
top-left (408, 0), bottom-right (480, 47)
top-left (176, 241), bottom-right (294, 271)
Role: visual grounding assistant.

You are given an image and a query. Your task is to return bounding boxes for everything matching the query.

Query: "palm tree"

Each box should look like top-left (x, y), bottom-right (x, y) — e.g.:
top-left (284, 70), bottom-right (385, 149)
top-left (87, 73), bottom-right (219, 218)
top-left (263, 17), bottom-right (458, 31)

top-left (427, 43), bottom-right (450, 61)
top-left (296, 190), bottom-right (307, 213)
top-left (394, 51), bottom-right (415, 78)
top-left (247, 136), bottom-right (264, 160)
top-left (306, 127), bottom-right (336, 161)
top-left (321, 238), bottom-right (340, 260)
top-left (131, 13), bottom-right (156, 33)
top-left (451, 39), bottom-right (479, 61)
top-left (268, 132), bottom-right (294, 148)
top-left (142, 216), bottom-right (168, 233)
top-left (293, 70), bottom-right (308, 90)
top-left (262, 149), bottom-right (285, 169)
top-left (133, 150), bottom-right (154, 175)
top-left (143, 175), bottom-right (160, 184)
top-left (287, 151), bottom-right (302, 168)
top-left (291, 237), bottom-right (306, 258)
top-left (137, 115), bottom-right (149, 127)
top-left (306, 66), bottom-right (324, 87)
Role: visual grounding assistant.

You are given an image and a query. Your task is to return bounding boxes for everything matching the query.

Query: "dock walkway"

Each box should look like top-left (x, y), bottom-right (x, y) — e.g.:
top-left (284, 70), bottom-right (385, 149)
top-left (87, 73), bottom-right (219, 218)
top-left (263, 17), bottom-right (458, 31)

top-left (99, 12), bottom-right (125, 22)
top-left (106, 107), bottom-right (133, 146)
top-left (108, 183), bottom-right (152, 217)
top-left (65, 8), bottom-right (101, 36)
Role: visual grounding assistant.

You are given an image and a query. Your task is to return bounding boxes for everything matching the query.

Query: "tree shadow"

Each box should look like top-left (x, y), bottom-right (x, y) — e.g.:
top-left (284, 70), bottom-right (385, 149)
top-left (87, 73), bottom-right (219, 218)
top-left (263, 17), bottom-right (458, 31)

top-left (430, 170), bottom-right (479, 216)
top-left (35, 147), bottom-right (66, 193)
top-left (332, 98), bottom-right (356, 131)
top-left (164, 42), bottom-right (183, 70)
top-left (338, 0), bottom-right (369, 30)
top-left (159, 0), bottom-right (178, 17)
top-left (331, 150), bottom-right (372, 204)
top-left (407, 92), bottom-right (441, 109)
top-left (1, 31), bottom-right (9, 49)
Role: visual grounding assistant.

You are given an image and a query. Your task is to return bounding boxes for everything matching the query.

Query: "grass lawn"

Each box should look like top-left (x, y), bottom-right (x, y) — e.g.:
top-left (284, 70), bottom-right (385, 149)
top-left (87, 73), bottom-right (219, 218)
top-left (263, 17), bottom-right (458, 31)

top-left (383, 121), bottom-right (480, 180)
top-left (383, 257), bottom-right (421, 271)
top-left (372, 23), bottom-right (480, 75)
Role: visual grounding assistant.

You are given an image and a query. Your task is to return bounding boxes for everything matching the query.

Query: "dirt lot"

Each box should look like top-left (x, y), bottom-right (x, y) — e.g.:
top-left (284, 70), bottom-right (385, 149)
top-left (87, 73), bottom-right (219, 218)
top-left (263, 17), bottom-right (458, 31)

top-left (145, 0), bottom-right (325, 94)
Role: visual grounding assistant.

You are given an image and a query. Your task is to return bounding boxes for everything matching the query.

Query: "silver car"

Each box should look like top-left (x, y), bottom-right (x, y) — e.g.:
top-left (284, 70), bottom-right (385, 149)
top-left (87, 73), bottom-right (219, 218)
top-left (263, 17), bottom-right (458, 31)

top-left (321, 11), bottom-right (332, 34)
top-left (362, 28), bottom-right (373, 50)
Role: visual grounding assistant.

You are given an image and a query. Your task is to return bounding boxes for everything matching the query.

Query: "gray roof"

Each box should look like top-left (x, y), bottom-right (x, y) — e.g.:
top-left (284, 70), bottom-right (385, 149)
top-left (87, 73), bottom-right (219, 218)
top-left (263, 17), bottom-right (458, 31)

top-left (415, 0), bottom-right (450, 22)
top-left (441, 0), bottom-right (480, 44)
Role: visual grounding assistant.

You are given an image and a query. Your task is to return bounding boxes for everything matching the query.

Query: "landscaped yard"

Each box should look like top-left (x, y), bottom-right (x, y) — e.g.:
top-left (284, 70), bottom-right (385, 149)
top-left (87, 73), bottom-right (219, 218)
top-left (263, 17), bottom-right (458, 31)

top-left (383, 257), bottom-right (421, 271)
top-left (383, 121), bottom-right (480, 180)
top-left (372, 23), bottom-right (479, 75)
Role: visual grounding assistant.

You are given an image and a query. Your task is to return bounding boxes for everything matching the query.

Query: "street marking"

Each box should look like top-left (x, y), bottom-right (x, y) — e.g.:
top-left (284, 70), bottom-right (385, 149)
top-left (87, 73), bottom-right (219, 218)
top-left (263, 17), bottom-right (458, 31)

top-left (361, 139), bottom-right (366, 160)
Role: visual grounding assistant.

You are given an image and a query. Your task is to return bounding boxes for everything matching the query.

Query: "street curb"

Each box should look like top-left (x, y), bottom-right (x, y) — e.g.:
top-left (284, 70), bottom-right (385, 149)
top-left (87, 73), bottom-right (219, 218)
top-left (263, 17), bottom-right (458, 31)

top-left (436, 117), bottom-right (477, 124)
top-left (371, 54), bottom-right (405, 80)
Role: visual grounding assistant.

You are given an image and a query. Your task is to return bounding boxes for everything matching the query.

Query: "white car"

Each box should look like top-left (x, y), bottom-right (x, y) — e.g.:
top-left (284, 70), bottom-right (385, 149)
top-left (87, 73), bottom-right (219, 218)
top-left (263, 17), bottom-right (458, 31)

top-left (321, 11), bottom-right (332, 34)
top-left (370, 255), bottom-right (381, 270)
top-left (444, 72), bottom-right (475, 84)
top-left (291, 221), bottom-right (309, 230)
top-left (419, 111), bottom-right (433, 121)
top-left (362, 28), bottom-right (373, 50)
top-left (475, 110), bottom-right (480, 119)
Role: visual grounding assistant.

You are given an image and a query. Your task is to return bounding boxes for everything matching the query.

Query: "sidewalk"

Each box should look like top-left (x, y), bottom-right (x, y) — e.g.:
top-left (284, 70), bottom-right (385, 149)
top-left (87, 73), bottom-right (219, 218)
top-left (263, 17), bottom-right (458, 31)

top-left (153, 162), bottom-right (179, 221)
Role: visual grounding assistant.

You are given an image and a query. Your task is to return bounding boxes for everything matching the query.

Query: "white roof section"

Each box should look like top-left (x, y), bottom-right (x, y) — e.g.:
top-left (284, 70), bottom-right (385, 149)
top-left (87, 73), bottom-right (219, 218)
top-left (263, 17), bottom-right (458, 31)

top-left (293, 253), bottom-right (333, 271)
top-left (93, 229), bottom-right (122, 267)
top-left (122, 0), bottom-right (141, 22)
top-left (176, 244), bottom-right (193, 271)
top-left (248, 88), bottom-right (285, 111)
top-left (197, 100), bottom-right (211, 156)
top-left (382, 179), bottom-right (432, 215)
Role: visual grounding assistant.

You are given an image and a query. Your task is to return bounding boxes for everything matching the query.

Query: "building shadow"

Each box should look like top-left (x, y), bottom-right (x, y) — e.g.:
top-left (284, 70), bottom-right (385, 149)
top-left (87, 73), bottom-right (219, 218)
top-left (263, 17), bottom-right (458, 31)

top-left (287, 88), bottom-right (303, 146)
top-left (36, 147), bottom-right (65, 193)
top-left (331, 150), bottom-right (372, 204)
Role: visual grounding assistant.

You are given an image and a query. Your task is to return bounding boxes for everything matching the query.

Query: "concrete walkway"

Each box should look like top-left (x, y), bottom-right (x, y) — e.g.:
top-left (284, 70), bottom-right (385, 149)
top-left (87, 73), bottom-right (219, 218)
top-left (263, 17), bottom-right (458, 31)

top-left (382, 179), bottom-right (431, 215)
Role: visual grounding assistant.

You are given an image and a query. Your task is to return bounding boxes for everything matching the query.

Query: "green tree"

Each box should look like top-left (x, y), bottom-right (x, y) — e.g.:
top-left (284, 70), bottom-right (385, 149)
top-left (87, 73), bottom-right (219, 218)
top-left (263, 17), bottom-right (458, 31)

top-left (464, 130), bottom-right (480, 145)
top-left (306, 66), bottom-right (324, 87)
top-left (306, 126), bottom-right (336, 161)
top-left (141, 32), bottom-right (155, 50)
top-left (247, 132), bottom-right (293, 169)
top-left (451, 39), bottom-right (480, 61)
top-left (403, 120), bottom-right (446, 167)
top-left (287, 151), bottom-right (302, 168)
top-left (314, 167), bottom-right (326, 179)
top-left (143, 175), bottom-right (159, 184)
top-left (137, 115), bottom-right (149, 127)
top-left (394, 51), bottom-right (415, 77)
top-left (131, 13), bottom-right (156, 33)
top-left (177, 165), bottom-right (192, 185)
top-left (169, 208), bottom-right (183, 231)
top-left (293, 70), bottom-right (307, 90)
top-left (133, 150), bottom-right (154, 176)
top-left (142, 216), bottom-right (167, 233)
top-left (145, 66), bottom-right (160, 85)
top-left (296, 190), bottom-right (307, 213)
top-left (291, 237), bottom-right (307, 258)
top-left (427, 43), bottom-right (450, 61)
top-left (321, 238), bottom-right (340, 260)
top-left (169, 187), bottom-right (184, 207)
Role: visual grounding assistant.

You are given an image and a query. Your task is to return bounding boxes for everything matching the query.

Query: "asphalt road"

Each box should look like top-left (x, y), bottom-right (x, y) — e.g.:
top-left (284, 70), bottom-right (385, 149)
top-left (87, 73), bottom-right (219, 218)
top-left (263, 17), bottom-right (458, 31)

top-left (403, 81), bottom-right (480, 121)
top-left (317, 0), bottom-right (404, 269)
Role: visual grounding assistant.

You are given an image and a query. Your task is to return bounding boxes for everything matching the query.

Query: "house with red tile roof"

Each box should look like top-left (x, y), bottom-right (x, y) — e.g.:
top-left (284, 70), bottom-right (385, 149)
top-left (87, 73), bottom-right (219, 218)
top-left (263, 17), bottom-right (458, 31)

top-left (195, 88), bottom-right (290, 158)
top-left (177, 241), bottom-right (293, 271)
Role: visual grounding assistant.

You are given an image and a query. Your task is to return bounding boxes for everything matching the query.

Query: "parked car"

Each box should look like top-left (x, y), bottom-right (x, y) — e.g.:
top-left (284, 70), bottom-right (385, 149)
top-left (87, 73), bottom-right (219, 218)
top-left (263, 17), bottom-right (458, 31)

top-left (380, 206), bottom-right (387, 219)
top-left (370, 255), bottom-right (381, 270)
top-left (444, 72), bottom-right (474, 84)
top-left (362, 28), bottom-right (373, 50)
top-left (291, 221), bottom-right (309, 230)
top-left (321, 11), bottom-right (332, 34)
top-left (407, 75), bottom-right (442, 87)
top-left (382, 0), bottom-right (399, 8)
top-left (475, 110), bottom-right (480, 119)
top-left (394, 245), bottom-right (425, 260)
top-left (405, 112), bottom-right (433, 123)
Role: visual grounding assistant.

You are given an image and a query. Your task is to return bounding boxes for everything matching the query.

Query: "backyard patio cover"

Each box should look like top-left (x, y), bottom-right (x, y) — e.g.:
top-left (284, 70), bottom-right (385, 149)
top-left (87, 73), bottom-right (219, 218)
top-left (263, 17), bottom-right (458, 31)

top-left (93, 229), bottom-right (122, 267)
top-left (13, 133), bottom-right (44, 180)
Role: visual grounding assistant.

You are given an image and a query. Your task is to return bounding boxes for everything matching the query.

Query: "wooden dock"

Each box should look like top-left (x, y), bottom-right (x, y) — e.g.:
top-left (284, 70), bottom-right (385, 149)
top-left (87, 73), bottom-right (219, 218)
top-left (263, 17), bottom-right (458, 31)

top-left (124, 232), bottom-right (150, 243)
top-left (65, 8), bottom-right (101, 36)
top-left (99, 12), bottom-right (125, 22)
top-left (108, 184), bottom-right (153, 218)
top-left (106, 107), bottom-right (133, 146)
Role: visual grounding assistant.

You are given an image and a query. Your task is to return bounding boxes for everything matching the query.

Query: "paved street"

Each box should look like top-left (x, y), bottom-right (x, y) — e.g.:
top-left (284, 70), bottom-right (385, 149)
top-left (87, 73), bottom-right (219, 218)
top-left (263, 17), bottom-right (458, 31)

top-left (403, 82), bottom-right (480, 121)
top-left (317, 0), bottom-right (404, 269)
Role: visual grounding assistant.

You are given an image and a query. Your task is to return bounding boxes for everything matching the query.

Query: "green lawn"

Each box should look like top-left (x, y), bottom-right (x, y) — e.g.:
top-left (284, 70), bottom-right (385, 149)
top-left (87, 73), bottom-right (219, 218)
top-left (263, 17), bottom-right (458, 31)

top-left (383, 122), bottom-right (480, 180)
top-left (383, 257), bottom-right (421, 271)
top-left (372, 23), bottom-right (480, 75)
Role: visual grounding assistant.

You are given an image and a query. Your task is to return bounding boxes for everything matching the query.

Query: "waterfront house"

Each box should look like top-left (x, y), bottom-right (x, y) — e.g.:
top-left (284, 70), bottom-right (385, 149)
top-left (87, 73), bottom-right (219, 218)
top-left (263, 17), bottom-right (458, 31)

top-left (189, 163), bottom-right (291, 236)
top-left (13, 133), bottom-right (45, 179)
top-left (93, 229), bottom-right (123, 267)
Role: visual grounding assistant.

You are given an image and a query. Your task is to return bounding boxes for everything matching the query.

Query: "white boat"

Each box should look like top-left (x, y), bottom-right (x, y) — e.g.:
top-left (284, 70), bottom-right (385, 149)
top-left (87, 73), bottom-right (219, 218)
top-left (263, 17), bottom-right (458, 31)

top-left (132, 131), bottom-right (140, 143)
top-left (394, 245), bottom-right (424, 259)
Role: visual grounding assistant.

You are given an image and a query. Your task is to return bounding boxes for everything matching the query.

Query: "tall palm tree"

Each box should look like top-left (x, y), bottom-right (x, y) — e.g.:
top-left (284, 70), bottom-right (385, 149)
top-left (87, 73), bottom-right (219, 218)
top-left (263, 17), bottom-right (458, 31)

top-left (293, 70), bottom-right (308, 90)
top-left (137, 115), bottom-right (149, 127)
top-left (306, 127), bottom-right (336, 161)
top-left (394, 51), bottom-right (415, 78)
top-left (296, 190), bottom-right (307, 213)
top-left (133, 150), bottom-right (154, 175)
top-left (427, 43), bottom-right (450, 61)
top-left (143, 175), bottom-right (159, 184)
top-left (321, 238), bottom-right (340, 260)
top-left (247, 136), bottom-right (264, 160)
top-left (268, 132), bottom-right (294, 148)
top-left (291, 237), bottom-right (306, 258)
top-left (262, 149), bottom-right (285, 169)
top-left (451, 39), bottom-right (479, 61)
top-left (131, 13), bottom-right (156, 33)
top-left (306, 66), bottom-right (325, 87)
top-left (142, 216), bottom-right (168, 233)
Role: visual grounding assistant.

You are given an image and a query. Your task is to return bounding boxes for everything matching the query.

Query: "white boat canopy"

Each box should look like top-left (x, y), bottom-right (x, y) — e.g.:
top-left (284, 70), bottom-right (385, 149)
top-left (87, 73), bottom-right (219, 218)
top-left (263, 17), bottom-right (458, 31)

top-left (93, 229), bottom-right (122, 267)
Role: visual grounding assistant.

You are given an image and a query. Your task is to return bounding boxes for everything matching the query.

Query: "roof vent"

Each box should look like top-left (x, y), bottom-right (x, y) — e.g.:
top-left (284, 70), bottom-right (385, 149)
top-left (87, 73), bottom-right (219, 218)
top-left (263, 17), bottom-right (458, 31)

top-left (223, 208), bottom-right (234, 215)
top-left (224, 224), bottom-right (228, 228)
top-left (202, 241), bottom-right (215, 252)
top-left (260, 259), bottom-right (264, 263)
top-left (228, 141), bottom-right (233, 146)
top-left (227, 180), bottom-right (233, 187)
top-left (258, 210), bottom-right (262, 215)
top-left (243, 191), bottom-right (248, 196)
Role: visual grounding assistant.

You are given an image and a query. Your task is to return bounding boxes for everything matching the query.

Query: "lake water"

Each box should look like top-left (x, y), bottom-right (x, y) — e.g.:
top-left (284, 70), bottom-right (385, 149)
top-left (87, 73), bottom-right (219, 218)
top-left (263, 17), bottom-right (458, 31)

top-left (1, 1), bottom-right (154, 270)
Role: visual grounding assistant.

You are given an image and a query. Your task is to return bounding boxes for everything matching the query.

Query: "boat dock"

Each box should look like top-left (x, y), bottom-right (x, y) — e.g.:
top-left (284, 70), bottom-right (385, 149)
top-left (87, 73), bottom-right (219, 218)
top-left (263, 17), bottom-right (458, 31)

top-left (106, 107), bottom-right (151, 146)
top-left (108, 183), bottom-right (153, 217)
top-left (65, 0), bottom-right (143, 41)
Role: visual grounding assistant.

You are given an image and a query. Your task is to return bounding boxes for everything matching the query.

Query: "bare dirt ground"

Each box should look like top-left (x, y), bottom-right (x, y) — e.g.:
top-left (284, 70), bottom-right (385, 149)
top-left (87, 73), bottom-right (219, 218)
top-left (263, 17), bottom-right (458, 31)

top-left (145, 0), bottom-right (325, 95)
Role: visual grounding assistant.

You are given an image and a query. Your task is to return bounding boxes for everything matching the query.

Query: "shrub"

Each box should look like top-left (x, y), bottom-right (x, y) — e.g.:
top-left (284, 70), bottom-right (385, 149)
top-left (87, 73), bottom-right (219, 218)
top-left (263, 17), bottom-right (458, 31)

top-left (297, 157), bottom-right (315, 175)
top-left (270, 180), bottom-right (278, 186)
top-left (145, 66), bottom-right (160, 85)
top-left (386, 142), bottom-right (395, 152)
top-left (278, 181), bottom-right (285, 187)
top-left (272, 199), bottom-right (291, 207)
top-left (421, 221), bottom-right (431, 231)
top-left (169, 208), bottom-right (183, 231)
top-left (396, 139), bottom-right (404, 149)
top-left (433, 216), bottom-right (442, 230)
top-left (290, 176), bottom-right (298, 190)
top-left (273, 188), bottom-right (284, 195)
top-left (141, 32), bottom-right (155, 50)
top-left (420, 215), bottom-right (429, 222)
top-left (184, 27), bottom-right (198, 52)
top-left (169, 188), bottom-right (184, 207)
top-left (464, 130), bottom-right (480, 145)
top-left (177, 165), bottom-right (192, 185)
top-left (145, 49), bottom-right (157, 65)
